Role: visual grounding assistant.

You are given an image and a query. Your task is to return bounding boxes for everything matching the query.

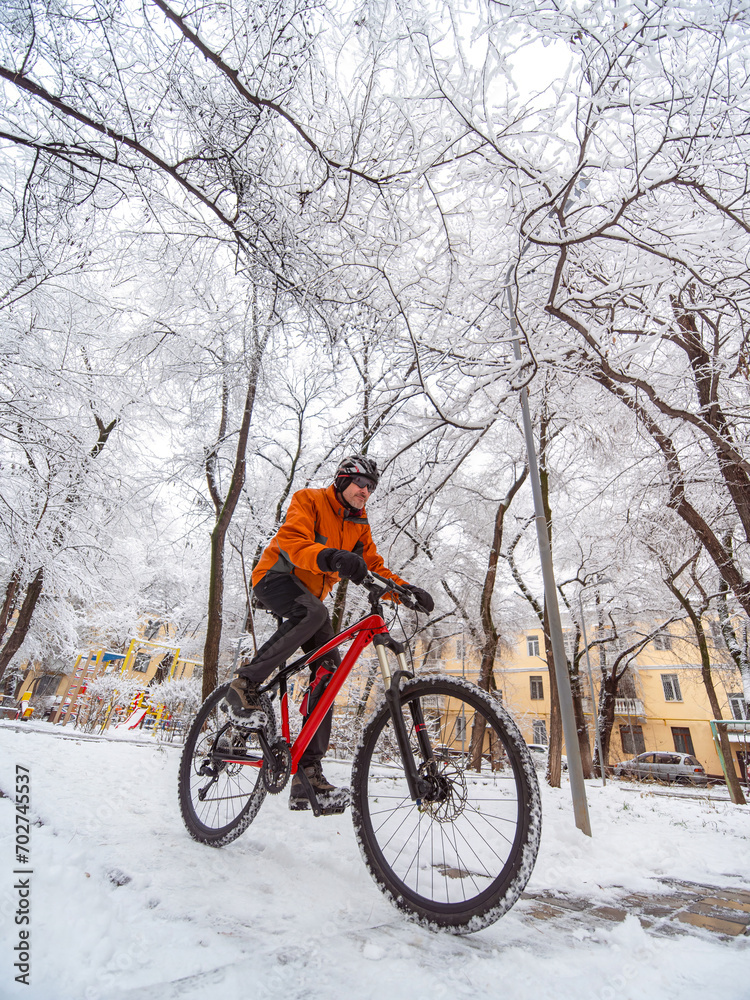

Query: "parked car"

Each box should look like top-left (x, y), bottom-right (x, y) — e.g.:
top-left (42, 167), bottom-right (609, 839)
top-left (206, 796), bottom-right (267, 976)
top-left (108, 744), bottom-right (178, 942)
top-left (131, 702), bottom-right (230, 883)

top-left (433, 744), bottom-right (468, 763)
top-left (526, 743), bottom-right (567, 771)
top-left (614, 751), bottom-right (709, 785)
top-left (433, 744), bottom-right (509, 768)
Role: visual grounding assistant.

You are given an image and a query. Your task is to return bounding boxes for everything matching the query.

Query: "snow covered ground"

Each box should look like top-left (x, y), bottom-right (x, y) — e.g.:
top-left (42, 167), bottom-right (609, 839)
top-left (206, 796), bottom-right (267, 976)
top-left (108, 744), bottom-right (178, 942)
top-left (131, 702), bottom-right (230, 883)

top-left (0, 721), bottom-right (748, 1000)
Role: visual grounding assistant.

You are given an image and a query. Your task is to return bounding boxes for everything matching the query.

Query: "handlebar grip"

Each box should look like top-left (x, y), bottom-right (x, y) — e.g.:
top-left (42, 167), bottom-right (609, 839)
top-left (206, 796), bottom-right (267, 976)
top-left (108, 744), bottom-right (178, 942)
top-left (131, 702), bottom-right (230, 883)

top-left (363, 572), bottom-right (420, 610)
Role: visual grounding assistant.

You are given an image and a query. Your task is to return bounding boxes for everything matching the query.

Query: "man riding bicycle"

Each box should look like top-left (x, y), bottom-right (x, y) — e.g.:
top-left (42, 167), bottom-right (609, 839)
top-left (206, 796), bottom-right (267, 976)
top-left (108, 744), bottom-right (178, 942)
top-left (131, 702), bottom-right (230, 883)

top-left (223, 455), bottom-right (434, 812)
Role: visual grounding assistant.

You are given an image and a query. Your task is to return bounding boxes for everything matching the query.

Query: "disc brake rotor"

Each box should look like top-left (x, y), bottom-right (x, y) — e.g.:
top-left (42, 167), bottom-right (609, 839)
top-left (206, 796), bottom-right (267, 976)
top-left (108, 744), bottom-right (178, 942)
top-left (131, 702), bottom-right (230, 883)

top-left (418, 760), bottom-right (468, 823)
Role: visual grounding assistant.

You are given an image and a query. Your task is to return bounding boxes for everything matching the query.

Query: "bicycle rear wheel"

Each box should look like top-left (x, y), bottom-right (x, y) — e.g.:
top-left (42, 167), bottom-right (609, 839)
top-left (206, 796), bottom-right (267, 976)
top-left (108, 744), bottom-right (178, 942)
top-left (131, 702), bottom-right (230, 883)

top-left (351, 674), bottom-right (541, 932)
top-left (179, 682), bottom-right (276, 847)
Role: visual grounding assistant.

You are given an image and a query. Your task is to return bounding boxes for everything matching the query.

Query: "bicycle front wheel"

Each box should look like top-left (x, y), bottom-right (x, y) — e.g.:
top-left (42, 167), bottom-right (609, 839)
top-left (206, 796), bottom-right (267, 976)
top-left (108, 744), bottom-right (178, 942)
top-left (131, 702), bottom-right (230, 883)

top-left (178, 682), bottom-right (276, 847)
top-left (351, 674), bottom-right (541, 932)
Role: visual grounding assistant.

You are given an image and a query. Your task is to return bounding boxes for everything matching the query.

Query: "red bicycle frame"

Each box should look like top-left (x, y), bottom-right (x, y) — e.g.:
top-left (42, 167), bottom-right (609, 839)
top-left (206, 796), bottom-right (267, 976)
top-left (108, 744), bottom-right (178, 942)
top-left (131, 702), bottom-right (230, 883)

top-left (287, 613), bottom-right (390, 769)
top-left (224, 612), bottom-right (391, 772)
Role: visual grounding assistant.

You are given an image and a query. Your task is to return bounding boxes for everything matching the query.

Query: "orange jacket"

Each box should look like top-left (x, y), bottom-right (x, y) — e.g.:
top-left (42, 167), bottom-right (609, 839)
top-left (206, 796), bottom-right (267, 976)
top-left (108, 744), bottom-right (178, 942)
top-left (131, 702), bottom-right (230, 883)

top-left (252, 485), bottom-right (407, 600)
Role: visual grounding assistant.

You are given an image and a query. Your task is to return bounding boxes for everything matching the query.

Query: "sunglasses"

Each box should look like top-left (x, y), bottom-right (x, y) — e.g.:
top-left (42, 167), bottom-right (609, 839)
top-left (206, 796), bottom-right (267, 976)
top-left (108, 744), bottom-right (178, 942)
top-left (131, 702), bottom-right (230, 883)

top-left (350, 475), bottom-right (376, 493)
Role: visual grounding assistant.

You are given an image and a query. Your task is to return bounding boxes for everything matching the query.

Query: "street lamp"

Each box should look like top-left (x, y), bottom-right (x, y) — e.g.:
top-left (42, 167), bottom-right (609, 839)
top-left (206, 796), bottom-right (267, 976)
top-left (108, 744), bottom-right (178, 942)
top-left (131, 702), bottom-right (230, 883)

top-left (577, 578), bottom-right (612, 787)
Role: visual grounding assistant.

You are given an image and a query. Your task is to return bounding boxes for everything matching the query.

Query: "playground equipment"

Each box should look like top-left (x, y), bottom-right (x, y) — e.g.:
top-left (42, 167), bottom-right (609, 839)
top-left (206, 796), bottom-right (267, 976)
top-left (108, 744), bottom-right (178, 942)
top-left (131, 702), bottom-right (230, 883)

top-left (54, 650), bottom-right (125, 724)
top-left (54, 639), bottom-right (201, 733)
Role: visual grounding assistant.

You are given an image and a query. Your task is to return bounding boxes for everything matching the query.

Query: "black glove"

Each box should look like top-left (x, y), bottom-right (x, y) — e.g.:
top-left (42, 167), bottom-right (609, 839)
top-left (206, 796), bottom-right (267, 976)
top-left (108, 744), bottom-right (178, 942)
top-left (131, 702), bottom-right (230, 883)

top-left (404, 584), bottom-right (434, 613)
top-left (327, 549), bottom-right (368, 585)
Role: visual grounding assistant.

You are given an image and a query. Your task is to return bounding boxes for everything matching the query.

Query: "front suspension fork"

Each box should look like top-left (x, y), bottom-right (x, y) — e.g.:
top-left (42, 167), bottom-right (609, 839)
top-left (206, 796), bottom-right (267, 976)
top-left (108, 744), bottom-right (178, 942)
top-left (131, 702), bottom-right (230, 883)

top-left (374, 636), bottom-right (433, 804)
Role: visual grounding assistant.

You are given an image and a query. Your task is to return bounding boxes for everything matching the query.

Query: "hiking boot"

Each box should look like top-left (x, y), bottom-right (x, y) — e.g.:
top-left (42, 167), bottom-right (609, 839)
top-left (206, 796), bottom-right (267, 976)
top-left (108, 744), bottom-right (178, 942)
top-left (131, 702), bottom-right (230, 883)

top-left (289, 762), bottom-right (350, 814)
top-left (221, 677), bottom-right (268, 728)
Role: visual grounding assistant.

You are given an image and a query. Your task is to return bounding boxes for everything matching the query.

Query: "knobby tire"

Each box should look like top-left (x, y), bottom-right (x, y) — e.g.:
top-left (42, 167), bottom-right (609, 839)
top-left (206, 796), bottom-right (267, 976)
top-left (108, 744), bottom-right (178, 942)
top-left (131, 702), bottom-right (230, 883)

top-left (351, 674), bottom-right (541, 933)
top-left (178, 681), bottom-right (276, 847)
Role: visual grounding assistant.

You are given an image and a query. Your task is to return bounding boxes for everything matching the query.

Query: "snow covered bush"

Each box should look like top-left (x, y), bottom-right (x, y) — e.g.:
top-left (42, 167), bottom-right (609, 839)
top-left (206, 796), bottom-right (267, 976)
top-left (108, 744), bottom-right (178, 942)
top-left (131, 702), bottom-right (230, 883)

top-left (78, 675), bottom-right (145, 733)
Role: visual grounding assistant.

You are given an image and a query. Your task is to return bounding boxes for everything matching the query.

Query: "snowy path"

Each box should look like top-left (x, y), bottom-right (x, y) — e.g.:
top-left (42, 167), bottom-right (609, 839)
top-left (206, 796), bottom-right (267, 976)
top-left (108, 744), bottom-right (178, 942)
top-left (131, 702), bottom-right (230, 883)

top-left (1, 723), bottom-right (748, 1000)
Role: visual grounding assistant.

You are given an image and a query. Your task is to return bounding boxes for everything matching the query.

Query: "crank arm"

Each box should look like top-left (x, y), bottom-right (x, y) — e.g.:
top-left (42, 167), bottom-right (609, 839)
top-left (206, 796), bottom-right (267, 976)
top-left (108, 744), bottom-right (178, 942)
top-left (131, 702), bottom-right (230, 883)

top-left (295, 766), bottom-right (323, 817)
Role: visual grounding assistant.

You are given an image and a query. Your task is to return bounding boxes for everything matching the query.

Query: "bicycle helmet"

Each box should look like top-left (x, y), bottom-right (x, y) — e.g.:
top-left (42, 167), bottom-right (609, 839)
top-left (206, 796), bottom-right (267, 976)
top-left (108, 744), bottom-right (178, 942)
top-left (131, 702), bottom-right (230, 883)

top-left (334, 454), bottom-right (379, 494)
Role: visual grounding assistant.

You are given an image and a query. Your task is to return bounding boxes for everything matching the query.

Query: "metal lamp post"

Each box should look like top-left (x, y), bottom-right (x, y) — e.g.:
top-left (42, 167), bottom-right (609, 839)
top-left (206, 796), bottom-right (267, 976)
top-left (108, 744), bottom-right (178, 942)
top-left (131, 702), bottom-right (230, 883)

top-left (500, 189), bottom-right (595, 832)
top-left (504, 263), bottom-right (592, 837)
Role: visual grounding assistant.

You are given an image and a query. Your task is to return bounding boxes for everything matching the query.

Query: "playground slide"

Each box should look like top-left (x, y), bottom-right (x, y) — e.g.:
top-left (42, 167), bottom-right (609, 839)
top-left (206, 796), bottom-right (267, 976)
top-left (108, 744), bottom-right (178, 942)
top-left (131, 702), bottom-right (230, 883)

top-left (115, 706), bottom-right (148, 730)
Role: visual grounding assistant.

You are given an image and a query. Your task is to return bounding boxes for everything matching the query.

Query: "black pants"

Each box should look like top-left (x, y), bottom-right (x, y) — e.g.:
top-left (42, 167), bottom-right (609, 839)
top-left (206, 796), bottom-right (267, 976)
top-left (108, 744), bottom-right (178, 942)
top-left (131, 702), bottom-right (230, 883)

top-left (239, 573), bottom-right (340, 766)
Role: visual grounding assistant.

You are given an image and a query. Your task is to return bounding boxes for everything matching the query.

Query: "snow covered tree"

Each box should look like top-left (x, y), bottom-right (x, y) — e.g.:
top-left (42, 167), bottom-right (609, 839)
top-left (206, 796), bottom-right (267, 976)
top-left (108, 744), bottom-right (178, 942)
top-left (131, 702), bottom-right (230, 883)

top-left (0, 271), bottom-right (131, 681)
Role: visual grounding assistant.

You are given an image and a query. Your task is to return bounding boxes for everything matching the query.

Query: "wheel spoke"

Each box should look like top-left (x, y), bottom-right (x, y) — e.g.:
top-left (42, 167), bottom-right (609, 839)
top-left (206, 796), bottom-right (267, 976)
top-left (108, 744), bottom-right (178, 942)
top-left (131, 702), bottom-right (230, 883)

top-left (179, 683), bottom-right (274, 846)
top-left (352, 676), bottom-right (541, 931)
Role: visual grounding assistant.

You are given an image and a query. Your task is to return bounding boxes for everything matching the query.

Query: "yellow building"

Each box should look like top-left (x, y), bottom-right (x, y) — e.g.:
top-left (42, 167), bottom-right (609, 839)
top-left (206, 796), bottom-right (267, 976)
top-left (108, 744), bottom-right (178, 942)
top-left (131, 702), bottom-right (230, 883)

top-left (414, 623), bottom-right (749, 781)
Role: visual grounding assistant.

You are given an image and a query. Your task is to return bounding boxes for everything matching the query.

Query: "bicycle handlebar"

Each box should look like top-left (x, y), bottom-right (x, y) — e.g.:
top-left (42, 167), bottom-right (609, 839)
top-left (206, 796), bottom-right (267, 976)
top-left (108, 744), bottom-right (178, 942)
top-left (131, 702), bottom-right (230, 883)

top-left (361, 571), bottom-right (423, 612)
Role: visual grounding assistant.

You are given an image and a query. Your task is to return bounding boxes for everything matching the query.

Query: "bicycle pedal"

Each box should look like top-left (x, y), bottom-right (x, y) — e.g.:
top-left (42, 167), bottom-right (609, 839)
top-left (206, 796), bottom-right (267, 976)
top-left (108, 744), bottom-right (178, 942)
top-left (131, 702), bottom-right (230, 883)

top-left (317, 803), bottom-right (348, 817)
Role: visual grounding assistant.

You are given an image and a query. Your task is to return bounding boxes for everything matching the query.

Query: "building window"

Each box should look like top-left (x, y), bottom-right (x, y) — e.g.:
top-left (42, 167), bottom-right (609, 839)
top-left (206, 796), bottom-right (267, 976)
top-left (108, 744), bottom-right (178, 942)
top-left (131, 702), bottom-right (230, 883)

top-left (618, 667), bottom-right (637, 699)
top-left (620, 724), bottom-right (645, 756)
top-left (671, 727), bottom-right (695, 755)
top-left (455, 714), bottom-right (467, 740)
top-left (654, 631), bottom-right (672, 651)
top-left (661, 673), bottom-right (682, 702)
top-left (728, 694), bottom-right (749, 721)
top-left (527, 635), bottom-right (540, 657)
top-left (530, 676), bottom-right (544, 700)
top-left (532, 720), bottom-right (547, 745)
top-left (33, 675), bottom-right (60, 698)
top-left (455, 636), bottom-right (464, 659)
top-left (132, 652), bottom-right (150, 673)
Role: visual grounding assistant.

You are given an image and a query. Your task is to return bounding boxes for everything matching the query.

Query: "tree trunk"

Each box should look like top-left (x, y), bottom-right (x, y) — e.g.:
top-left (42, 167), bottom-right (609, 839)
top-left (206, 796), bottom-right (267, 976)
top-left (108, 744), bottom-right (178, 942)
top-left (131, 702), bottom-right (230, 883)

top-left (570, 663), bottom-right (594, 778)
top-left (597, 667), bottom-right (620, 772)
top-left (701, 665), bottom-right (746, 805)
top-left (673, 305), bottom-right (750, 545)
top-left (0, 570), bottom-right (20, 645)
top-left (470, 469), bottom-right (526, 771)
top-left (595, 620), bottom-right (682, 776)
top-left (718, 564), bottom-right (750, 702)
top-left (0, 407), bottom-right (118, 685)
top-left (584, 362), bottom-right (750, 620)
top-left (330, 579), bottom-right (349, 635)
top-left (202, 371), bottom-right (263, 699)
top-left (666, 572), bottom-right (746, 805)
top-left (0, 569), bottom-right (45, 683)
top-left (355, 658), bottom-right (378, 719)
